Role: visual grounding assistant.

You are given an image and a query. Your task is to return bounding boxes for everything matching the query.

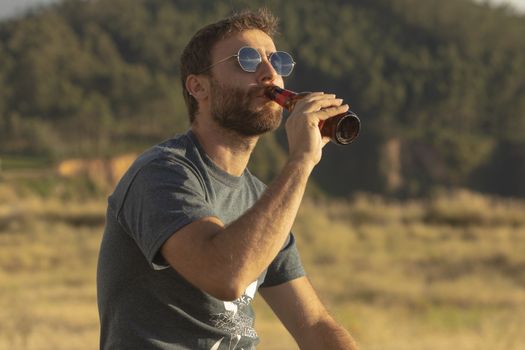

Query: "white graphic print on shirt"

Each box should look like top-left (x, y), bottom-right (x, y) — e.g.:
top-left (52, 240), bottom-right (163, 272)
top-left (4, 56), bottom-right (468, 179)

top-left (209, 281), bottom-right (258, 350)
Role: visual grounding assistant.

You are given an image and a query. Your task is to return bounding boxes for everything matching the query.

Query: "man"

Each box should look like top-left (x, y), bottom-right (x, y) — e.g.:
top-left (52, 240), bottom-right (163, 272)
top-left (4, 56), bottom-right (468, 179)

top-left (97, 8), bottom-right (359, 350)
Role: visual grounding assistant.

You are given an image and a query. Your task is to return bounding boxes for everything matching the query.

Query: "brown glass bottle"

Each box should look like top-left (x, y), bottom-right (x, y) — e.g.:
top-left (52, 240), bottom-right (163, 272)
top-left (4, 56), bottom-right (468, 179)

top-left (265, 86), bottom-right (361, 145)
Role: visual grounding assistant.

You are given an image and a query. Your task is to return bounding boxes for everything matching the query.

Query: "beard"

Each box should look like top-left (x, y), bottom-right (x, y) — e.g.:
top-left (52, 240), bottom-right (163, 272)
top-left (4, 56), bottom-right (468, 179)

top-left (209, 78), bottom-right (282, 137)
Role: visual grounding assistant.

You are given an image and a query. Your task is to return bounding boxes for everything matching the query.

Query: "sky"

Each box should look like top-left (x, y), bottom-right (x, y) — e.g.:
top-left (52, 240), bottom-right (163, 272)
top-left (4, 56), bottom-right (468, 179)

top-left (0, 0), bottom-right (525, 19)
top-left (480, 0), bottom-right (525, 12)
top-left (0, 0), bottom-right (59, 19)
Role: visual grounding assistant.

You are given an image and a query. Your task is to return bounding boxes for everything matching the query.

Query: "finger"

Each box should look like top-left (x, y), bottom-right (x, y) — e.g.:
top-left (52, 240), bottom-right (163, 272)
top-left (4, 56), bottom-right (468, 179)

top-left (300, 97), bottom-right (343, 113)
top-left (303, 92), bottom-right (325, 99)
top-left (314, 104), bottom-right (350, 121)
top-left (305, 93), bottom-right (336, 102)
top-left (314, 97), bottom-right (344, 110)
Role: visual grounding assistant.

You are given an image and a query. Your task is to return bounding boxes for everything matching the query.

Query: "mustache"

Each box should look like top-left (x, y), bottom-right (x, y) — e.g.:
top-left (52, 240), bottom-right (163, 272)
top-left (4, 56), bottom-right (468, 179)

top-left (247, 85), bottom-right (268, 99)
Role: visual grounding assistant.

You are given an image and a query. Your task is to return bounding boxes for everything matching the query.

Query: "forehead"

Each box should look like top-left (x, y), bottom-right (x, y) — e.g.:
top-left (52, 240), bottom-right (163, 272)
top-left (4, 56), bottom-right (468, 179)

top-left (212, 29), bottom-right (277, 58)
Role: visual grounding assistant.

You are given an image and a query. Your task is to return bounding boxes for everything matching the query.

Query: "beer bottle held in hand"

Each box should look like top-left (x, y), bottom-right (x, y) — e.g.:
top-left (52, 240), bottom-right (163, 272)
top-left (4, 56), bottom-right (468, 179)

top-left (265, 86), bottom-right (361, 145)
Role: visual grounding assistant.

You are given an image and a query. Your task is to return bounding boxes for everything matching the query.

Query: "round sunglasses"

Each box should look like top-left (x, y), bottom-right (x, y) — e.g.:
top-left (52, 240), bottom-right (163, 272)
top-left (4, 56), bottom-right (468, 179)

top-left (200, 46), bottom-right (296, 77)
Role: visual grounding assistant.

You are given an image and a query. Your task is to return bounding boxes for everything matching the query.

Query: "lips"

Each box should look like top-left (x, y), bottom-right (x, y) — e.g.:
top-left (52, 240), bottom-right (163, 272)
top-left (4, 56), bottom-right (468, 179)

top-left (248, 85), bottom-right (265, 96)
top-left (249, 85), bottom-right (283, 106)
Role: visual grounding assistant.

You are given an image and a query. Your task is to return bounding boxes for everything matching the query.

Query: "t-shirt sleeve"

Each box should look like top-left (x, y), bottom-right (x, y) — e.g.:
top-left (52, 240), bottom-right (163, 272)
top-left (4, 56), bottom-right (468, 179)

top-left (260, 233), bottom-right (306, 288)
top-left (116, 158), bottom-right (215, 269)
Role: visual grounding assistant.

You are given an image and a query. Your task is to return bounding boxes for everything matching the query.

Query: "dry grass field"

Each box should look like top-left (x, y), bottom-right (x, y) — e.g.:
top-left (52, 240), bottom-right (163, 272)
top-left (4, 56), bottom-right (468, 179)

top-left (1, 180), bottom-right (524, 349)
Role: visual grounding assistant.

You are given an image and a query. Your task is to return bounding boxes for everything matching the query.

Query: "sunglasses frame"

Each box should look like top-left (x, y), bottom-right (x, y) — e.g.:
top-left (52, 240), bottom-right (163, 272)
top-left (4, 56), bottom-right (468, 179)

top-left (199, 46), bottom-right (296, 77)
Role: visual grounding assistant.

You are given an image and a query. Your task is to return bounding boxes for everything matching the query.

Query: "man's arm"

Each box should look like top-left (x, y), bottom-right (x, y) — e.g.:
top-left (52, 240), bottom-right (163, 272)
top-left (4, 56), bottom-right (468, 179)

top-left (161, 159), bottom-right (312, 301)
top-left (161, 94), bottom-right (349, 301)
top-left (260, 276), bottom-right (359, 350)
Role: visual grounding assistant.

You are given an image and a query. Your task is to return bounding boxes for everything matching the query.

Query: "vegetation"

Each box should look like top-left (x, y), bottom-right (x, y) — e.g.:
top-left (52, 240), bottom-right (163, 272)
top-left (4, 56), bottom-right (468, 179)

top-left (1, 1), bottom-right (525, 349)
top-left (0, 182), bottom-right (524, 349)
top-left (1, 0), bottom-right (525, 197)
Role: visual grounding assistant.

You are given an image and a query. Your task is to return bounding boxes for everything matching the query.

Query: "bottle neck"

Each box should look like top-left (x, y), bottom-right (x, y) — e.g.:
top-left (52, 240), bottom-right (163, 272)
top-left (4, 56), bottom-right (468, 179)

top-left (265, 86), bottom-right (298, 111)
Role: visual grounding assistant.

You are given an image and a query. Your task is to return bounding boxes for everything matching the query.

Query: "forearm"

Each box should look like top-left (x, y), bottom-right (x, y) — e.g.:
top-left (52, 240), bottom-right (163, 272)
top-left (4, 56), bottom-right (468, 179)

top-left (297, 315), bottom-right (359, 350)
top-left (208, 159), bottom-right (313, 297)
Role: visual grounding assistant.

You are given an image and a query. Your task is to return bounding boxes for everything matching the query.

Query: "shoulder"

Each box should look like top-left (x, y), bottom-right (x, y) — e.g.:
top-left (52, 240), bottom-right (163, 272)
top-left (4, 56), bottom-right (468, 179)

top-left (109, 133), bottom-right (209, 204)
top-left (130, 132), bottom-right (207, 179)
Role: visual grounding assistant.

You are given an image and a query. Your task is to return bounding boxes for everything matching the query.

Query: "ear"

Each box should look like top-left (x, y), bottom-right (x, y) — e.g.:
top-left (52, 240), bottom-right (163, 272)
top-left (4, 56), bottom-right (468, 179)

top-left (185, 74), bottom-right (209, 100)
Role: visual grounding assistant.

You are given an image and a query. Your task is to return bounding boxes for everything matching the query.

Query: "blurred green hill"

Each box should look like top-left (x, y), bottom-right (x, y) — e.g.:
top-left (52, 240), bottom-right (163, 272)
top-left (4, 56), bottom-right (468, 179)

top-left (1, 0), bottom-right (524, 197)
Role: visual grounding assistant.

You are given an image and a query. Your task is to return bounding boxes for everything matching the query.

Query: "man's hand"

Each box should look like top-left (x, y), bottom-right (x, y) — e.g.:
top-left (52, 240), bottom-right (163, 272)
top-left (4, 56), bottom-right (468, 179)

top-left (285, 92), bottom-right (349, 167)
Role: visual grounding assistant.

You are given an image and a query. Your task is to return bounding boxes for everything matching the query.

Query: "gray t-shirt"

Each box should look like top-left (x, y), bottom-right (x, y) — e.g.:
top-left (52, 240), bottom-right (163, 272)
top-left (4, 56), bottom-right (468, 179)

top-left (97, 131), bottom-right (305, 349)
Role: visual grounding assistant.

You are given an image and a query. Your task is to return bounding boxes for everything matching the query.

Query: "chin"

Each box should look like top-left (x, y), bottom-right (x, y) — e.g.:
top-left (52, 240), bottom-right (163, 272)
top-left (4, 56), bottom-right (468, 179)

top-left (242, 112), bottom-right (282, 137)
top-left (255, 102), bottom-right (282, 117)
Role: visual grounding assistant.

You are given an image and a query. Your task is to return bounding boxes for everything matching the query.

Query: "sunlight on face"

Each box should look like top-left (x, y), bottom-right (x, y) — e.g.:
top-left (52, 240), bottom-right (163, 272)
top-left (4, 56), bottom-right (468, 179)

top-left (209, 77), bottom-right (283, 137)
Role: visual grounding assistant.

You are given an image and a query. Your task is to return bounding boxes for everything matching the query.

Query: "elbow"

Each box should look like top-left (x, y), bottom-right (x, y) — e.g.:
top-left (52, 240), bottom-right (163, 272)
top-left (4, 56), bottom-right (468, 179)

top-left (206, 281), bottom-right (246, 301)
top-left (210, 289), bottom-right (243, 302)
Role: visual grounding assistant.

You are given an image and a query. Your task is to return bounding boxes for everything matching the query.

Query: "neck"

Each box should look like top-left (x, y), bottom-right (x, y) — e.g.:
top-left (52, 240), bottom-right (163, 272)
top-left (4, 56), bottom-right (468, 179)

top-left (191, 119), bottom-right (258, 177)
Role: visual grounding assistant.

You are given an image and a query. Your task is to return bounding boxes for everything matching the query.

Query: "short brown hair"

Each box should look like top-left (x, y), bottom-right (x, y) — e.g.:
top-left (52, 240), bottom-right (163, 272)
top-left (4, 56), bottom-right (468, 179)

top-left (180, 8), bottom-right (279, 123)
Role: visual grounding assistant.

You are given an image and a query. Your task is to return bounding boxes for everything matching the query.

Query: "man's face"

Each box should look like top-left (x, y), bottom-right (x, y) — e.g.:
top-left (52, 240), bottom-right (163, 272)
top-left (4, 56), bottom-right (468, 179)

top-left (209, 76), bottom-right (282, 137)
top-left (207, 30), bottom-right (285, 137)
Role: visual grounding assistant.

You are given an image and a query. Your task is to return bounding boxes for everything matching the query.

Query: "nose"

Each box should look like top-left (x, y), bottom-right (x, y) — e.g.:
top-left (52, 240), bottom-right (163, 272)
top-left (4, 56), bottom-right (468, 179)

top-left (255, 55), bottom-right (280, 85)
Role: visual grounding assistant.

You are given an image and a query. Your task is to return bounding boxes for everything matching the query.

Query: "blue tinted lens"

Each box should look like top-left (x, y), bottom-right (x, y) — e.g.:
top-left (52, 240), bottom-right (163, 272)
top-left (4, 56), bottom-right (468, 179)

top-left (238, 47), bottom-right (262, 72)
top-left (270, 51), bottom-right (295, 77)
top-left (237, 47), bottom-right (295, 76)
